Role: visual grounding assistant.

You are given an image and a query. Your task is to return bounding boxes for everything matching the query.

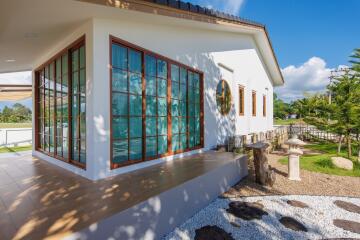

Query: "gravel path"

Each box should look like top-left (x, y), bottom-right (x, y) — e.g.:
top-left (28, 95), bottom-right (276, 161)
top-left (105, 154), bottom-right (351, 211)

top-left (163, 195), bottom-right (360, 240)
top-left (224, 153), bottom-right (360, 198)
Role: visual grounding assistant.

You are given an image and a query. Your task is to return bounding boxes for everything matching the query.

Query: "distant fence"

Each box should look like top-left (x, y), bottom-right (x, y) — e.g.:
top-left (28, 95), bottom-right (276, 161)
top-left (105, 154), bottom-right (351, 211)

top-left (289, 125), bottom-right (341, 142)
top-left (0, 128), bottom-right (32, 147)
top-left (227, 125), bottom-right (289, 152)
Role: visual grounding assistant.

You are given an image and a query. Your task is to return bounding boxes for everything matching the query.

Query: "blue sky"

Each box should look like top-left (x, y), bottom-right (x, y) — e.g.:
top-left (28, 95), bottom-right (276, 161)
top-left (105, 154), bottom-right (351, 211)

top-left (188, 0), bottom-right (360, 101)
top-left (1, 0), bottom-right (359, 109)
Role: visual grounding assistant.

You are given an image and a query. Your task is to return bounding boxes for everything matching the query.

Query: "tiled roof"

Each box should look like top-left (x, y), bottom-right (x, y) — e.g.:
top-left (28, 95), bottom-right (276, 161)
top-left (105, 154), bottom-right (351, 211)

top-left (151, 0), bottom-right (265, 28)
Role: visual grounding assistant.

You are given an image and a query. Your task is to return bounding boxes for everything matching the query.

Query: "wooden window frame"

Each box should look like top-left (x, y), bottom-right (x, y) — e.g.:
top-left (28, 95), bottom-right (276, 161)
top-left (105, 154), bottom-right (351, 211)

top-left (110, 35), bottom-right (204, 170)
top-left (252, 90), bottom-right (257, 117)
top-left (238, 85), bottom-right (244, 116)
top-left (263, 94), bottom-right (266, 117)
top-left (34, 36), bottom-right (86, 169)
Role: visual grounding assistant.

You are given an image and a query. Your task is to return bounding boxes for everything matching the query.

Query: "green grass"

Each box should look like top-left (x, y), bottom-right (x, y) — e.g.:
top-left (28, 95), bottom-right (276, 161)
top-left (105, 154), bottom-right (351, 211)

top-left (0, 122), bottom-right (32, 128)
top-left (274, 118), bottom-right (303, 125)
top-left (279, 142), bottom-right (360, 177)
top-left (0, 145), bottom-right (32, 153)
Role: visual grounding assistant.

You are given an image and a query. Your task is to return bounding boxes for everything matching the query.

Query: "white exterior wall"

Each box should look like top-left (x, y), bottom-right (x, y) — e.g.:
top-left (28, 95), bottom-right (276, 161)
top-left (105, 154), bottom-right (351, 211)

top-left (32, 17), bottom-right (275, 180)
top-left (90, 18), bottom-right (275, 179)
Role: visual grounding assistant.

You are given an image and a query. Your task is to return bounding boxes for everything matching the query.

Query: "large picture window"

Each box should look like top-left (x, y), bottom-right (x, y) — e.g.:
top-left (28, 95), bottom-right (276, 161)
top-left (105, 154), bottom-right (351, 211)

top-left (35, 37), bottom-right (86, 168)
top-left (110, 36), bottom-right (203, 169)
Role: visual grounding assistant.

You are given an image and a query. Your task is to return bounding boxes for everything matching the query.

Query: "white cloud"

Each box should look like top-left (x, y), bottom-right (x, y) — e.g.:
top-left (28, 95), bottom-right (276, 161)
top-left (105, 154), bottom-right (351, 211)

top-left (202, 0), bottom-right (245, 15)
top-left (276, 57), bottom-right (346, 102)
top-left (0, 71), bottom-right (32, 85)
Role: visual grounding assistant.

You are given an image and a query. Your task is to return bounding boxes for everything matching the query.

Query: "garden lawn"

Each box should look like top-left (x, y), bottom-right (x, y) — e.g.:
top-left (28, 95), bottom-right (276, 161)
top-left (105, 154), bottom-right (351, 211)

top-left (279, 142), bottom-right (360, 177)
top-left (0, 145), bottom-right (32, 153)
top-left (0, 122), bottom-right (32, 128)
top-left (274, 118), bottom-right (304, 125)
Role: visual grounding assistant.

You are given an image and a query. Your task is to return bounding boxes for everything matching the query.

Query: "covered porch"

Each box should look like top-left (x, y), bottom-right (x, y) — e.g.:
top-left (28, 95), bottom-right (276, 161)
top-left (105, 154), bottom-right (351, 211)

top-left (0, 150), bottom-right (247, 240)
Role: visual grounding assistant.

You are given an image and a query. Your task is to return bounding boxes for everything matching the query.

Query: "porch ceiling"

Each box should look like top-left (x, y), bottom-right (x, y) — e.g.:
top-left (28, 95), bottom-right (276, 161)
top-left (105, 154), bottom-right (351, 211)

top-left (0, 0), bottom-right (283, 85)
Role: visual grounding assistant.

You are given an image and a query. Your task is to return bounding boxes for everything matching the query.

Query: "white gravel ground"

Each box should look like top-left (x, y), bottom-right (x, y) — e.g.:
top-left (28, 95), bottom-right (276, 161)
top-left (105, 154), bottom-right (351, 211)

top-left (163, 195), bottom-right (360, 240)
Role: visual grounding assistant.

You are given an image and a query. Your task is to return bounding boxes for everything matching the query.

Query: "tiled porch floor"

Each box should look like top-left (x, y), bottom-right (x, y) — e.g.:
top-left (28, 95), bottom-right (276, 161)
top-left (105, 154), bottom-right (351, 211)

top-left (0, 151), bottom-right (241, 240)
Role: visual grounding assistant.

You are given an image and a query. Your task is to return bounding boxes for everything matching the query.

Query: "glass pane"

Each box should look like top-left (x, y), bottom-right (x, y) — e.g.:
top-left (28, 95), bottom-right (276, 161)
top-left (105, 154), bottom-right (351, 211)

top-left (62, 97), bottom-right (68, 117)
top-left (129, 73), bottom-right (142, 95)
top-left (146, 96), bottom-right (156, 116)
top-left (113, 69), bottom-right (128, 92)
top-left (113, 140), bottom-right (128, 163)
top-left (56, 137), bottom-right (62, 154)
top-left (189, 135), bottom-right (195, 148)
top-left (80, 140), bottom-right (86, 163)
top-left (157, 79), bottom-right (167, 97)
top-left (113, 117), bottom-right (128, 139)
top-left (179, 100), bottom-right (186, 116)
top-left (195, 103), bottom-right (200, 117)
top-left (80, 112), bottom-right (86, 139)
top-left (172, 135), bottom-right (179, 152)
top-left (129, 139), bottom-right (142, 160)
top-left (145, 55), bottom-right (156, 77)
top-left (180, 134), bottom-right (187, 150)
top-left (193, 73), bottom-right (200, 88)
top-left (146, 117), bottom-right (156, 136)
top-left (62, 116), bottom-right (68, 138)
top-left (80, 46), bottom-right (85, 69)
top-left (63, 138), bottom-right (68, 158)
top-left (157, 59), bottom-right (167, 79)
top-left (112, 44), bottom-right (127, 69)
top-left (180, 68), bottom-right (187, 84)
top-left (112, 93), bottom-right (128, 115)
top-left (146, 76), bottom-right (156, 96)
top-left (129, 94), bottom-right (142, 116)
top-left (129, 117), bottom-right (142, 138)
top-left (79, 69), bottom-right (86, 93)
top-left (189, 117), bottom-right (195, 133)
top-left (73, 72), bottom-right (79, 94)
top-left (62, 54), bottom-right (68, 74)
top-left (72, 139), bottom-right (80, 161)
top-left (72, 49), bottom-right (79, 71)
top-left (188, 102), bottom-right (195, 117)
top-left (157, 98), bottom-right (167, 116)
top-left (188, 71), bottom-right (193, 88)
top-left (62, 75), bottom-right (68, 95)
top-left (146, 137), bottom-right (157, 157)
top-left (171, 99), bottom-right (179, 116)
top-left (129, 50), bottom-right (141, 73)
top-left (56, 59), bottom-right (61, 79)
top-left (158, 135), bottom-right (167, 155)
top-left (180, 84), bottom-right (187, 100)
top-left (158, 117), bottom-right (167, 135)
top-left (172, 117), bottom-right (179, 134)
top-left (195, 87), bottom-right (200, 103)
top-left (171, 82), bottom-right (179, 99)
top-left (180, 117), bottom-right (187, 133)
top-left (171, 65), bottom-right (179, 82)
top-left (195, 116), bottom-right (200, 133)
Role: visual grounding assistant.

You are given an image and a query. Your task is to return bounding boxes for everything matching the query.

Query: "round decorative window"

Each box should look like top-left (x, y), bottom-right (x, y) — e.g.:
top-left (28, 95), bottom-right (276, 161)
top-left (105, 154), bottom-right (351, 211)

top-left (216, 80), bottom-right (232, 115)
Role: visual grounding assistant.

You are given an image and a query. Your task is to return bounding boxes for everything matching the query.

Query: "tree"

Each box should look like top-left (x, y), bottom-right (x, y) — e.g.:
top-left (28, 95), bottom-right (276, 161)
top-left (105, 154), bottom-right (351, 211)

top-left (0, 104), bottom-right (32, 123)
top-left (273, 93), bottom-right (292, 119)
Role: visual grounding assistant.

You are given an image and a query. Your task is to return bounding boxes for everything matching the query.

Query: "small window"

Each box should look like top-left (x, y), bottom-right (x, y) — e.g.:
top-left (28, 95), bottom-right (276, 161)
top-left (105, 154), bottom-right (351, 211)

top-left (263, 94), bottom-right (266, 117)
top-left (252, 91), bottom-right (256, 116)
top-left (239, 86), bottom-right (244, 116)
top-left (216, 80), bottom-right (231, 115)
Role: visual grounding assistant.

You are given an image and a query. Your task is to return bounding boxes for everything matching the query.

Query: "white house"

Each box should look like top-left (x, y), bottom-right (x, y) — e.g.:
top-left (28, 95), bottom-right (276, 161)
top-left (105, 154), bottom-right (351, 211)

top-left (0, 0), bottom-right (284, 181)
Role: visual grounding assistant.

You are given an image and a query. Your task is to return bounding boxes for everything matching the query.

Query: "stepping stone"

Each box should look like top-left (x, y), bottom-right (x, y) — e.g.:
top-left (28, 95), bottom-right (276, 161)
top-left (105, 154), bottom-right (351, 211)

top-left (194, 225), bottom-right (234, 240)
top-left (227, 201), bottom-right (268, 221)
top-left (334, 200), bottom-right (360, 214)
top-left (333, 219), bottom-right (360, 234)
top-left (286, 200), bottom-right (309, 209)
top-left (279, 217), bottom-right (308, 232)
